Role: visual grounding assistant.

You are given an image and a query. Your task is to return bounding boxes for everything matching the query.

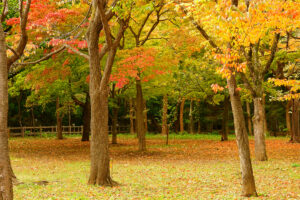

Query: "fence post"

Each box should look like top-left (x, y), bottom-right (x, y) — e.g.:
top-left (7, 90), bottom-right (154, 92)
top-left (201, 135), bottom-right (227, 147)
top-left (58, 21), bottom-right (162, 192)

top-left (40, 126), bottom-right (42, 137)
top-left (7, 128), bottom-right (10, 138)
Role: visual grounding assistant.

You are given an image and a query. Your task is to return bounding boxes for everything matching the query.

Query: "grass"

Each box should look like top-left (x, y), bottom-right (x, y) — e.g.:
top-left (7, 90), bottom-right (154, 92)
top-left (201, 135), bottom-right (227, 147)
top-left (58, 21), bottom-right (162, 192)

top-left (10, 134), bottom-right (300, 200)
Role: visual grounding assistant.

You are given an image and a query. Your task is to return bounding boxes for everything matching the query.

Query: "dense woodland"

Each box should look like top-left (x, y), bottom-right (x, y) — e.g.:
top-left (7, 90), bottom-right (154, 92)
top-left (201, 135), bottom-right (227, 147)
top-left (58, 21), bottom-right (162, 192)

top-left (0, 0), bottom-right (299, 199)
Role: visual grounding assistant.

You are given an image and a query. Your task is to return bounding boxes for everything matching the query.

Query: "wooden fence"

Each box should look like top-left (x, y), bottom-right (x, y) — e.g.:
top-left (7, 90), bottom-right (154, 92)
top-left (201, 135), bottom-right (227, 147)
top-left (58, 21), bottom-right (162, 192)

top-left (8, 125), bottom-right (129, 137)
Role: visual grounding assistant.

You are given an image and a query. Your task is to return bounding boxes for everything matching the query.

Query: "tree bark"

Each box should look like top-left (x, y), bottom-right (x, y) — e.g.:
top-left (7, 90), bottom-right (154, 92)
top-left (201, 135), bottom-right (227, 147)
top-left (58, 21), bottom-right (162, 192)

top-left (253, 97), bottom-right (268, 161)
top-left (246, 101), bottom-right (253, 136)
top-left (129, 98), bottom-right (135, 134)
top-left (227, 75), bottom-right (257, 197)
top-left (221, 96), bottom-right (229, 141)
top-left (180, 98), bottom-right (185, 133)
top-left (189, 100), bottom-right (194, 134)
top-left (136, 79), bottom-right (146, 151)
top-left (81, 94), bottom-right (91, 141)
top-left (291, 98), bottom-right (300, 143)
top-left (56, 97), bottom-right (63, 140)
top-left (0, 23), bottom-right (14, 200)
top-left (286, 100), bottom-right (292, 136)
top-left (162, 95), bottom-right (168, 135)
top-left (143, 99), bottom-right (148, 134)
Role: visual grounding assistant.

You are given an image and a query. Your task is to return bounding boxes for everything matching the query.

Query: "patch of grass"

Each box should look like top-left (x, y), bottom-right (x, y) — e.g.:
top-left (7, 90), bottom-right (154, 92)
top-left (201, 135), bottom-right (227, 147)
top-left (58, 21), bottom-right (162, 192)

top-left (10, 136), bottom-right (300, 200)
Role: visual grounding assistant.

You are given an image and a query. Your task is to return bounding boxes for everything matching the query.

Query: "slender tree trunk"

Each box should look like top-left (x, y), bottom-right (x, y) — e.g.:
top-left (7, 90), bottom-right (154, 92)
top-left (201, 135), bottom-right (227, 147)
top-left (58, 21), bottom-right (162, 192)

top-left (262, 94), bottom-right (268, 135)
top-left (31, 107), bottom-right (35, 127)
top-left (129, 98), bottom-right (135, 134)
top-left (17, 93), bottom-right (23, 127)
top-left (143, 99), bottom-right (148, 134)
top-left (227, 75), bottom-right (257, 197)
top-left (81, 94), bottom-right (91, 142)
top-left (111, 101), bottom-right (119, 144)
top-left (162, 95), bottom-right (168, 135)
top-left (221, 96), bottom-right (229, 141)
top-left (136, 79), bottom-right (146, 151)
top-left (198, 121), bottom-right (201, 134)
top-left (246, 102), bottom-right (253, 136)
top-left (286, 100), bottom-right (291, 136)
top-left (253, 97), bottom-right (268, 161)
top-left (0, 24), bottom-right (14, 200)
top-left (189, 100), bottom-right (194, 134)
top-left (197, 101), bottom-right (201, 134)
top-left (56, 97), bottom-right (63, 140)
top-left (291, 98), bottom-right (300, 143)
top-left (180, 98), bottom-right (185, 133)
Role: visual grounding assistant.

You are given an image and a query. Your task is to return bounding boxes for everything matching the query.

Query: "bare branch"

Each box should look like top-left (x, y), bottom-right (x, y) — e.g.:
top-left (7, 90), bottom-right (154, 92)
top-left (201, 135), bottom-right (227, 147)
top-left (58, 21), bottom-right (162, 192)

top-left (64, 44), bottom-right (89, 60)
top-left (263, 33), bottom-right (280, 75)
top-left (14, 46), bottom-right (66, 66)
top-left (98, 0), bottom-right (113, 48)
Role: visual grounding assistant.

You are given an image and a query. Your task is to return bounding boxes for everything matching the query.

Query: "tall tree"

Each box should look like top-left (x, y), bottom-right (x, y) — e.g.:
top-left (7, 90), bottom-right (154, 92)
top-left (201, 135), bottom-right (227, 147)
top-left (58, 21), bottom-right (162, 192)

top-left (86, 0), bottom-right (129, 185)
top-left (0, 0), bottom-right (32, 198)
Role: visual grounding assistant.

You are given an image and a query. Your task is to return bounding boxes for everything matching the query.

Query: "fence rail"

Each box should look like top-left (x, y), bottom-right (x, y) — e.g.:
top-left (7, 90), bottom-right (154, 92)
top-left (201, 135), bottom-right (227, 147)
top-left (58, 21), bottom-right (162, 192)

top-left (8, 125), bottom-right (129, 137)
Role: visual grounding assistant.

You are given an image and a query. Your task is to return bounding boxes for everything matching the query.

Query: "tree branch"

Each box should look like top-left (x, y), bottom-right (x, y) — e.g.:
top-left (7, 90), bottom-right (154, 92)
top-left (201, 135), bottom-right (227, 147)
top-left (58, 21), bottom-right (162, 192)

top-left (263, 33), bottom-right (280, 75)
top-left (64, 44), bottom-right (90, 60)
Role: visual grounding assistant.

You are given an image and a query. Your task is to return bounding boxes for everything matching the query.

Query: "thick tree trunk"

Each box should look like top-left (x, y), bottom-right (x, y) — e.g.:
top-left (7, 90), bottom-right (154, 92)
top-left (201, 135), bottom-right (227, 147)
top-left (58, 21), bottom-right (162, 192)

top-left (0, 24), bottom-right (14, 200)
top-left (136, 79), bottom-right (146, 151)
top-left (81, 94), bottom-right (91, 141)
top-left (162, 95), bottom-right (168, 135)
top-left (129, 98), bottom-right (135, 134)
top-left (246, 102), bottom-right (253, 136)
top-left (291, 98), bottom-right (300, 143)
top-left (227, 75), bottom-right (257, 197)
top-left (143, 99), bottom-right (148, 134)
top-left (221, 96), bottom-right (229, 141)
top-left (189, 100), bottom-right (194, 134)
top-left (286, 100), bottom-right (291, 136)
top-left (253, 98), bottom-right (268, 161)
top-left (180, 98), bottom-right (185, 133)
top-left (111, 102), bottom-right (119, 145)
top-left (56, 97), bottom-right (63, 140)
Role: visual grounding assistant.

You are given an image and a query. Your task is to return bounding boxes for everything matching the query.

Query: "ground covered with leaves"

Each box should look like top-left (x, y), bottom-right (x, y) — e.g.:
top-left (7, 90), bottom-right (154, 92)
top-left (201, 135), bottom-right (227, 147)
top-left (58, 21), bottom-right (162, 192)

top-left (10, 134), bottom-right (300, 200)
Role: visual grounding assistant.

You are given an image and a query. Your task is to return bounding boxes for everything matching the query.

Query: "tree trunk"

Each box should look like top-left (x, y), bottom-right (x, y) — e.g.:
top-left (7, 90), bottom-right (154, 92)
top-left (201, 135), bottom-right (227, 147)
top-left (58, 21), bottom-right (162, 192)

top-left (291, 98), bottom-right (300, 143)
top-left (227, 75), bottom-right (257, 197)
top-left (143, 99), bottom-right (148, 134)
top-left (111, 101), bottom-right (119, 145)
top-left (221, 96), bottom-right (229, 141)
top-left (56, 97), bottom-right (63, 140)
top-left (198, 121), bottom-right (201, 134)
top-left (81, 94), bottom-right (91, 142)
top-left (253, 97), bottom-right (268, 161)
top-left (136, 79), bottom-right (146, 151)
top-left (180, 98), bottom-right (185, 133)
top-left (189, 100), bottom-right (194, 134)
top-left (262, 94), bottom-right (268, 135)
top-left (246, 102), bottom-right (253, 136)
top-left (286, 100), bottom-right (291, 136)
top-left (31, 107), bottom-right (35, 127)
top-left (162, 95), bottom-right (168, 135)
top-left (129, 98), bottom-right (135, 134)
top-left (17, 93), bottom-right (23, 127)
top-left (0, 24), bottom-right (14, 200)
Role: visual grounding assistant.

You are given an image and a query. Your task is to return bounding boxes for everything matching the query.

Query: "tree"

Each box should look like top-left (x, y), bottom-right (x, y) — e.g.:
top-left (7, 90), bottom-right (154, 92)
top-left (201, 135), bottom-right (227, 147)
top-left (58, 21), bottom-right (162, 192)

top-left (177, 0), bottom-right (257, 196)
top-left (86, 0), bottom-right (129, 186)
top-left (0, 0), bottom-right (32, 198)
